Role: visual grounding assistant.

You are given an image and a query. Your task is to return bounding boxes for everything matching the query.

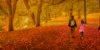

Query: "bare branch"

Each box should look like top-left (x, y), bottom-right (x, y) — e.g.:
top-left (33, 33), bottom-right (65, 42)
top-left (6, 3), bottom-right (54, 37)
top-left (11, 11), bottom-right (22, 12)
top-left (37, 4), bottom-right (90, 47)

top-left (52, 0), bottom-right (65, 5)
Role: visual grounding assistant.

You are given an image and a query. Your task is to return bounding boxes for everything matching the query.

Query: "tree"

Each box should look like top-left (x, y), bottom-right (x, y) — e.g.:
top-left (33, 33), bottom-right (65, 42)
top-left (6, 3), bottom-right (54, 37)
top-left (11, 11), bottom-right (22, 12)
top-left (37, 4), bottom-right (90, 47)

top-left (70, 5), bottom-right (73, 19)
top-left (0, 3), bottom-right (8, 15)
top-left (48, 13), bottom-right (51, 20)
top-left (98, 0), bottom-right (100, 30)
top-left (35, 0), bottom-right (66, 27)
top-left (68, 0), bottom-right (74, 19)
top-left (84, 0), bottom-right (87, 24)
top-left (46, 9), bottom-right (48, 23)
top-left (64, 0), bottom-right (78, 19)
top-left (36, 0), bottom-right (64, 27)
top-left (23, 0), bottom-right (35, 25)
top-left (77, 0), bottom-right (81, 19)
top-left (36, 0), bottom-right (43, 27)
top-left (5, 0), bottom-right (18, 31)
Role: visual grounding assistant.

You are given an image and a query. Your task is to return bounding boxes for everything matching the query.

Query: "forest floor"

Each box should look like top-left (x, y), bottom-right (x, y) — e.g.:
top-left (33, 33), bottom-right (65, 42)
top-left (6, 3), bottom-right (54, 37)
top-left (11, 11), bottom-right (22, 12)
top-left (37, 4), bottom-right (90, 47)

top-left (0, 13), bottom-right (100, 50)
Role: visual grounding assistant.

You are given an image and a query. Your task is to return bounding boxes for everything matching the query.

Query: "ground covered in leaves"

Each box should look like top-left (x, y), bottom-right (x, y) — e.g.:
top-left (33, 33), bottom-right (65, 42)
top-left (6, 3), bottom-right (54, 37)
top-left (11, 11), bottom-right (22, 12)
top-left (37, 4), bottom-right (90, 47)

top-left (0, 14), bottom-right (100, 50)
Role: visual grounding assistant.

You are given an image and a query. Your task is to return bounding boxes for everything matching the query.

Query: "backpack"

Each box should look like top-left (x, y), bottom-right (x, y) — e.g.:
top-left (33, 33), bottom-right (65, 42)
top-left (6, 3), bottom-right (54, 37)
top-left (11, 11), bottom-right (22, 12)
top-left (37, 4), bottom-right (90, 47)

top-left (79, 24), bottom-right (84, 32)
top-left (70, 20), bottom-right (75, 26)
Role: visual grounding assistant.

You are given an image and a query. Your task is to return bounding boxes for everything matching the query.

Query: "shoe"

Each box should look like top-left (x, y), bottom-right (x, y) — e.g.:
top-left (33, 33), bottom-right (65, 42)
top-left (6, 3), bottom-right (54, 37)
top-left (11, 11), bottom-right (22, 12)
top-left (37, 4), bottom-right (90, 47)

top-left (72, 36), bottom-right (74, 38)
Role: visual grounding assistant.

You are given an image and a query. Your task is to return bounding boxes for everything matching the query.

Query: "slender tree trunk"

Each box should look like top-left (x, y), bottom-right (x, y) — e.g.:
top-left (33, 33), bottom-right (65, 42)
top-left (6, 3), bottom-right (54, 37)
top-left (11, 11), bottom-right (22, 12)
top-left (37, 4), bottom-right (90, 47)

top-left (36, 0), bottom-right (43, 27)
top-left (99, 0), bottom-right (100, 25)
top-left (78, 0), bottom-right (81, 19)
top-left (78, 10), bottom-right (81, 19)
top-left (23, 0), bottom-right (35, 24)
top-left (84, 0), bottom-right (87, 24)
top-left (49, 13), bottom-right (51, 20)
top-left (99, 0), bottom-right (100, 9)
top-left (70, 9), bottom-right (72, 17)
top-left (98, 0), bottom-right (100, 30)
top-left (70, 5), bottom-right (73, 19)
top-left (52, 14), bottom-right (53, 17)
top-left (46, 9), bottom-right (47, 23)
top-left (99, 0), bottom-right (100, 26)
top-left (68, 9), bottom-right (70, 17)
top-left (31, 13), bottom-right (35, 24)
top-left (53, 0), bottom-right (57, 19)
top-left (55, 12), bottom-right (56, 18)
top-left (55, 4), bottom-right (57, 19)
top-left (70, 9), bottom-right (72, 20)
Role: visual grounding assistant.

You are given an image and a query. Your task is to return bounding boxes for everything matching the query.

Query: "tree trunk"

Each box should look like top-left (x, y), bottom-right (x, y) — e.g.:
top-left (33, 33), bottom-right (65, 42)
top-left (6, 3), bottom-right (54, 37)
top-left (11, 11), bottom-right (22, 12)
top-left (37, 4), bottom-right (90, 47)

top-left (55, 4), bottom-right (57, 19)
top-left (49, 13), bottom-right (51, 20)
top-left (6, 0), bottom-right (12, 31)
top-left (84, 0), bottom-right (87, 24)
top-left (23, 0), bottom-right (35, 24)
top-left (12, 0), bottom-right (18, 17)
top-left (99, 0), bottom-right (100, 8)
top-left (6, 0), bottom-right (18, 31)
top-left (46, 9), bottom-right (47, 23)
top-left (70, 8), bottom-right (73, 19)
top-left (78, 10), bottom-right (81, 19)
top-left (52, 14), bottom-right (53, 17)
top-left (9, 15), bottom-right (13, 31)
top-left (31, 13), bottom-right (35, 24)
top-left (69, 5), bottom-right (73, 19)
top-left (36, 0), bottom-right (43, 27)
top-left (98, 0), bottom-right (100, 29)
top-left (55, 12), bottom-right (56, 19)
top-left (78, 0), bottom-right (81, 19)
top-left (9, 0), bottom-right (18, 31)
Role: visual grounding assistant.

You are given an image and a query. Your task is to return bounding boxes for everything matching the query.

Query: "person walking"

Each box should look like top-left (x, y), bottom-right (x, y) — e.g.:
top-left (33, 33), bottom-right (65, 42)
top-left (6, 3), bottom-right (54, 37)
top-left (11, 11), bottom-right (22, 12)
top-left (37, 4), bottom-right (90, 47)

top-left (79, 20), bottom-right (86, 39)
top-left (68, 16), bottom-right (77, 38)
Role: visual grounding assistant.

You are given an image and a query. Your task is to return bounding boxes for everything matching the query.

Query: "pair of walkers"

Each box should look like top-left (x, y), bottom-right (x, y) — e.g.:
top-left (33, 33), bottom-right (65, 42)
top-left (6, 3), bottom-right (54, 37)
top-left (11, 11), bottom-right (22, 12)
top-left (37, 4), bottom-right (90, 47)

top-left (68, 16), bottom-right (86, 39)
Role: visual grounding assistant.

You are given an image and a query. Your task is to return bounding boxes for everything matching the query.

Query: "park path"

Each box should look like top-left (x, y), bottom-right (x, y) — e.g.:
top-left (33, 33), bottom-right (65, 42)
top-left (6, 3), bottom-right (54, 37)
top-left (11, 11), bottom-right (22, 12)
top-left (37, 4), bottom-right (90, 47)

top-left (0, 13), bottom-right (100, 50)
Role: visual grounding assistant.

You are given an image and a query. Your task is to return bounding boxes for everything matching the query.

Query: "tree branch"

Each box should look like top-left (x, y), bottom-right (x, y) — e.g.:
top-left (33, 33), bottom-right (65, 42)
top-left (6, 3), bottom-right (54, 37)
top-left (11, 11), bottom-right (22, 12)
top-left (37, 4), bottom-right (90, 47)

top-left (52, 0), bottom-right (65, 5)
top-left (23, 0), bottom-right (30, 10)
top-left (12, 0), bottom-right (18, 17)
top-left (0, 4), bottom-right (8, 15)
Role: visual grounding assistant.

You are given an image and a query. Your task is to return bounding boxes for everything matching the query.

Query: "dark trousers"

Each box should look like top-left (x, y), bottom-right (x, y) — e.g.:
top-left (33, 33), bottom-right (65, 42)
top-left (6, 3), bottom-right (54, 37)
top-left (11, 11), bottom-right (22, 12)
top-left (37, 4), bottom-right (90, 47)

top-left (80, 32), bottom-right (84, 37)
top-left (71, 27), bottom-right (75, 37)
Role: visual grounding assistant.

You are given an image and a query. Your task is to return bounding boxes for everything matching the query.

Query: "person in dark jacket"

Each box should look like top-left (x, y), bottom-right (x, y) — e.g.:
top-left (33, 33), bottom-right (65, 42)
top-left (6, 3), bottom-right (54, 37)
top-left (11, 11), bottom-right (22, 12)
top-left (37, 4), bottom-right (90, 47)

top-left (68, 16), bottom-right (77, 38)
